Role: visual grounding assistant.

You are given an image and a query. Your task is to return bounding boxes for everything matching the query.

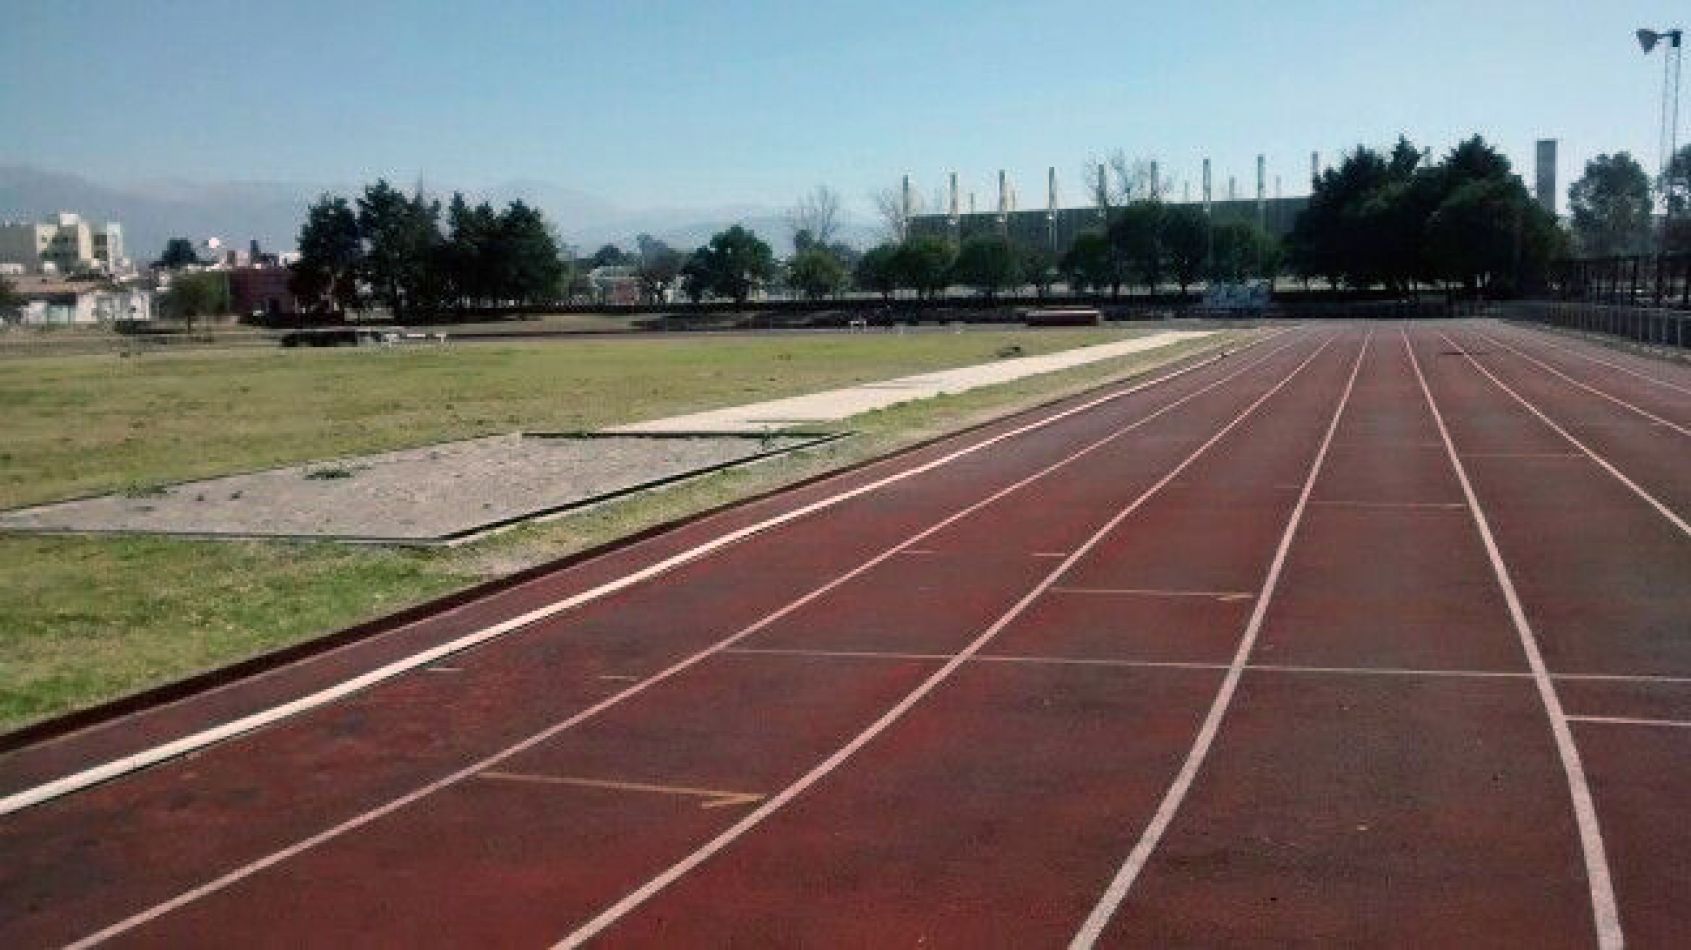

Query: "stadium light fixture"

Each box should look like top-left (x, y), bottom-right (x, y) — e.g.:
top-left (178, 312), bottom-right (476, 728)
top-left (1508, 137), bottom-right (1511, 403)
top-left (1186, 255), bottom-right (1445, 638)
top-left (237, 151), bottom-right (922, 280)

top-left (1639, 27), bottom-right (1684, 244)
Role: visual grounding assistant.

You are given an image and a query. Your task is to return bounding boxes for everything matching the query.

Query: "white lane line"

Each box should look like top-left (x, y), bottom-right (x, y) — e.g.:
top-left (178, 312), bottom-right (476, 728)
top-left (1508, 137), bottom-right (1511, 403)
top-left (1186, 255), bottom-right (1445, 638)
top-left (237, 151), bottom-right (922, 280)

top-left (727, 649), bottom-right (1549, 680)
top-left (729, 649), bottom-right (1691, 686)
top-left (1461, 452), bottom-right (1585, 459)
top-left (552, 338), bottom-right (1343, 950)
top-left (1309, 500), bottom-right (1466, 509)
top-left (1032, 551), bottom-right (1071, 558)
top-left (57, 333), bottom-right (1311, 949)
top-left (1068, 333), bottom-right (1368, 949)
top-left (477, 772), bottom-right (765, 809)
top-left (1555, 672), bottom-right (1691, 684)
top-left (1565, 715), bottom-right (1691, 729)
top-left (1471, 328), bottom-right (1691, 437)
top-left (1510, 325), bottom-right (1691, 396)
top-left (724, 647), bottom-right (951, 662)
top-left (1047, 587), bottom-right (1255, 600)
top-left (1408, 328), bottom-right (1624, 950)
top-left (1440, 330), bottom-right (1689, 539)
top-left (1, 332), bottom-right (1290, 820)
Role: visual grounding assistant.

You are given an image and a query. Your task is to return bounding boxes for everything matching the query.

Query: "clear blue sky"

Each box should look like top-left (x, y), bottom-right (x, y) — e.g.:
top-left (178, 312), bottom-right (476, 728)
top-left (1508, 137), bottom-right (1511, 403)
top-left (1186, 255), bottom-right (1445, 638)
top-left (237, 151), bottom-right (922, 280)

top-left (2, 0), bottom-right (1684, 216)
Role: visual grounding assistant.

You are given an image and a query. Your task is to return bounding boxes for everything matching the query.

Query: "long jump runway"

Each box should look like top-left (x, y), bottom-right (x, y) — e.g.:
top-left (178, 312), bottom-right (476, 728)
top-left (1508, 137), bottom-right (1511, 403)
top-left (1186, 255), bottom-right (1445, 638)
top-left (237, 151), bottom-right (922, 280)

top-left (2, 321), bottom-right (1688, 947)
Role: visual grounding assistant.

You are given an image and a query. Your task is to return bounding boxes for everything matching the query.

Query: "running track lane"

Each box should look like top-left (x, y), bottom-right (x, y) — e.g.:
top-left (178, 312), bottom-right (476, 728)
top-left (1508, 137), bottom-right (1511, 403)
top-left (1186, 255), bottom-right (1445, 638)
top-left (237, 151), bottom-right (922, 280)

top-left (0, 334), bottom-right (1261, 798)
top-left (529, 331), bottom-right (1361, 948)
top-left (1410, 324), bottom-right (1691, 949)
top-left (1450, 322), bottom-right (1689, 515)
top-left (1078, 327), bottom-right (1607, 946)
top-left (55, 339), bottom-right (1340, 948)
top-left (0, 336), bottom-right (1320, 945)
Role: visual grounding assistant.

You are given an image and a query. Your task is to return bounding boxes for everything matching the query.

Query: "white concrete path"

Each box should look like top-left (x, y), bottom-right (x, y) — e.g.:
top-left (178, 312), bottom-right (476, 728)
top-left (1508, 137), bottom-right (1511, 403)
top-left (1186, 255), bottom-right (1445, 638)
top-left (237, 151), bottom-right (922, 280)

top-left (608, 330), bottom-right (1216, 433)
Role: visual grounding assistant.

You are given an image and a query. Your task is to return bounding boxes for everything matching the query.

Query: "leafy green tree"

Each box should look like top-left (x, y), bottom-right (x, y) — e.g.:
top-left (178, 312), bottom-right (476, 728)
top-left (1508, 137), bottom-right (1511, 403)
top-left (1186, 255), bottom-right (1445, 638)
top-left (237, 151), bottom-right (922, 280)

top-left (1110, 200), bottom-right (1166, 293)
top-left (1059, 231), bottom-right (1116, 294)
top-left (444, 193), bottom-right (500, 306)
top-left (951, 235), bottom-right (1020, 301)
top-left (494, 200), bottom-right (565, 304)
top-left (892, 236), bottom-right (956, 300)
top-left (590, 244), bottom-right (628, 268)
top-left (356, 180), bottom-right (444, 319)
top-left (162, 271), bottom-right (229, 329)
top-left (1019, 244), bottom-right (1056, 297)
top-left (1211, 221), bottom-right (1281, 283)
top-left (788, 247), bottom-right (848, 300)
top-left (290, 195), bottom-right (363, 312)
top-left (635, 234), bottom-right (684, 303)
top-left (157, 238), bottom-right (200, 270)
top-left (854, 243), bottom-right (901, 300)
top-left (1162, 205), bottom-right (1208, 294)
top-left (0, 274), bottom-right (19, 322)
top-left (688, 225), bottom-right (775, 305)
top-left (1426, 177), bottom-right (1560, 293)
top-left (1569, 153), bottom-right (1654, 256)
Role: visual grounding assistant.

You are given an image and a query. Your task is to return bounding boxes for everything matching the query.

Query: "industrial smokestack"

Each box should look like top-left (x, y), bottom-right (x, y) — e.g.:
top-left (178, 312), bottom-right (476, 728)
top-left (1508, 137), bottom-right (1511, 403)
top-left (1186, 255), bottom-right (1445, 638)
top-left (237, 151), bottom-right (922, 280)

top-left (1256, 154), bottom-right (1266, 230)
top-left (1535, 139), bottom-right (1558, 214)
top-left (949, 172), bottom-right (959, 221)
top-left (1202, 159), bottom-right (1212, 215)
top-left (901, 175), bottom-right (912, 238)
top-left (1048, 166), bottom-right (1058, 252)
top-left (1097, 164), bottom-right (1108, 218)
top-left (1310, 151), bottom-right (1320, 187)
top-left (1150, 160), bottom-right (1160, 200)
top-left (997, 170), bottom-right (1009, 236)
top-left (1229, 175), bottom-right (1236, 201)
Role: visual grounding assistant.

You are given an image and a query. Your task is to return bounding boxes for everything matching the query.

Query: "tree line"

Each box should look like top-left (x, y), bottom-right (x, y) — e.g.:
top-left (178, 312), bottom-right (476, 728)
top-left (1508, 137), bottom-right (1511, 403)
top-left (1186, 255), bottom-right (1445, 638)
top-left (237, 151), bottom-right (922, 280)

top-left (291, 180), bottom-right (566, 319)
top-left (287, 138), bottom-right (1679, 318)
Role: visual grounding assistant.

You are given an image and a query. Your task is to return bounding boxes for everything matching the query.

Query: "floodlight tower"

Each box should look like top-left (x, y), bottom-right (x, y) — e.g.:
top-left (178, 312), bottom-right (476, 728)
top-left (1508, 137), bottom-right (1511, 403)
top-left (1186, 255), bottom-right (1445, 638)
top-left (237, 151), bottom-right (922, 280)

top-left (1638, 27), bottom-right (1684, 235)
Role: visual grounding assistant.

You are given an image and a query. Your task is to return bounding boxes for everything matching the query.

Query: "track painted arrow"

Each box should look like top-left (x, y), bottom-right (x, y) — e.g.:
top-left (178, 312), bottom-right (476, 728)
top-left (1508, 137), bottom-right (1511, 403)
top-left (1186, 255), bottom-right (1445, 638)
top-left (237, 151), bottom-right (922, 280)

top-left (478, 771), bottom-right (764, 809)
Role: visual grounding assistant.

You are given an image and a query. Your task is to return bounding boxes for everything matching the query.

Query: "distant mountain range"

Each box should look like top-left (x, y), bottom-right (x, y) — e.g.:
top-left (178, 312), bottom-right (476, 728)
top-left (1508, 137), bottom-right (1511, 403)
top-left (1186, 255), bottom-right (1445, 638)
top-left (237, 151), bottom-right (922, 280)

top-left (0, 165), bottom-right (876, 263)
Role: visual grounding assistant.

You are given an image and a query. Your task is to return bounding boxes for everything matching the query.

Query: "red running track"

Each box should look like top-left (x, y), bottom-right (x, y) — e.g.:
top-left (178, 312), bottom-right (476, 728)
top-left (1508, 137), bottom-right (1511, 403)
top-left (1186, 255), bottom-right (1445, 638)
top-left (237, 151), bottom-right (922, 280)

top-left (1, 320), bottom-right (1687, 948)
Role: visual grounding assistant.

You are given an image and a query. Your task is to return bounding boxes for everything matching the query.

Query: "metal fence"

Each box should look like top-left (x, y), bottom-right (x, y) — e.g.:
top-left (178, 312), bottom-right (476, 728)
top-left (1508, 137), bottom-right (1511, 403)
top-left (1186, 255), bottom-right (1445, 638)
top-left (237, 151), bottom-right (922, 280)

top-left (1493, 299), bottom-right (1691, 350)
top-left (1552, 254), bottom-right (1691, 309)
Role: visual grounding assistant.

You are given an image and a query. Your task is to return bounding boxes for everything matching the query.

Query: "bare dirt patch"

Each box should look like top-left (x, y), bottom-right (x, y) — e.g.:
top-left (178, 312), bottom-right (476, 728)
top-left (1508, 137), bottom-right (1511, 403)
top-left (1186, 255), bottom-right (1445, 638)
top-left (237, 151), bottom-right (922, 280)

top-left (0, 433), bottom-right (825, 543)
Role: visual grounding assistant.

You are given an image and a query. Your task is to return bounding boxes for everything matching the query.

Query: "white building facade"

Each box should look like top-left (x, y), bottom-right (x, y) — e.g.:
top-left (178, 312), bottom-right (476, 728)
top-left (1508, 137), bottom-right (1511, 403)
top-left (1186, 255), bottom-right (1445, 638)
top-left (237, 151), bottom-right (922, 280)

top-left (0, 213), bottom-right (128, 275)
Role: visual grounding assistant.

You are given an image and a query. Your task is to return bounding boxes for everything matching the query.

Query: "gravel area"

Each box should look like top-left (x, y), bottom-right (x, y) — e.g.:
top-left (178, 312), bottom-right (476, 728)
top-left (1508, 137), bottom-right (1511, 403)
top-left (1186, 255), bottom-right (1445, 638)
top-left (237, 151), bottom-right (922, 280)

top-left (0, 433), bottom-right (821, 543)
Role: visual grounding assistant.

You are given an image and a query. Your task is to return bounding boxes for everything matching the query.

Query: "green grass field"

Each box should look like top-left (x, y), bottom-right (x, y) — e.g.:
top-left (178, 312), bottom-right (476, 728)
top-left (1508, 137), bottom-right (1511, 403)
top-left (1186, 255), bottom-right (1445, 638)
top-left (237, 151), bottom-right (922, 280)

top-left (0, 326), bottom-right (1249, 729)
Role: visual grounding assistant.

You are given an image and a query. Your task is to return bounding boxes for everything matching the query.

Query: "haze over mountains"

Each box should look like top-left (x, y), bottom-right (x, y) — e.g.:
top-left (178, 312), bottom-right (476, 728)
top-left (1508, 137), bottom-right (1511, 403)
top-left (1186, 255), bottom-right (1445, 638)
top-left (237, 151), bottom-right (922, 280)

top-left (0, 165), bottom-right (876, 263)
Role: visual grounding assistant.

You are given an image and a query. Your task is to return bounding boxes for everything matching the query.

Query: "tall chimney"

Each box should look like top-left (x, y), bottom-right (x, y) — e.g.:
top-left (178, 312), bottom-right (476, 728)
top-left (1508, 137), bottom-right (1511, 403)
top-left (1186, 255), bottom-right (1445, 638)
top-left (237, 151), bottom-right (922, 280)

top-left (1256, 154), bottom-right (1266, 230)
top-left (1149, 160), bottom-right (1160, 200)
top-left (1202, 159), bottom-right (1212, 215)
top-left (1048, 166), bottom-right (1058, 252)
top-left (1310, 151), bottom-right (1320, 187)
top-left (1229, 175), bottom-right (1237, 201)
top-left (900, 175), bottom-right (912, 239)
top-left (1097, 164), bottom-right (1108, 218)
top-left (1535, 139), bottom-right (1558, 214)
top-left (949, 172), bottom-right (959, 220)
top-left (997, 169), bottom-right (1009, 236)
